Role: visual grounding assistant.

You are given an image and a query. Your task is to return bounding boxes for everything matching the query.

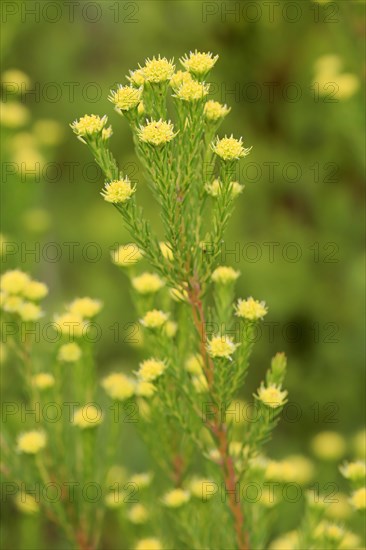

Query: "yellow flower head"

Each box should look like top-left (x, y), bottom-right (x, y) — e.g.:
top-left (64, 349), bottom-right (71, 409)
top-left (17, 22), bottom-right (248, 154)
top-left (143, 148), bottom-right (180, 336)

top-left (207, 335), bottom-right (239, 359)
top-left (142, 56), bottom-right (175, 83)
top-left (140, 309), bottom-right (169, 329)
top-left (205, 179), bottom-right (244, 198)
top-left (257, 383), bottom-right (287, 409)
top-left (235, 297), bottom-right (268, 320)
top-left (349, 487), bottom-right (366, 510)
top-left (68, 297), bottom-right (103, 318)
top-left (138, 119), bottom-right (177, 146)
top-left (104, 491), bottom-right (124, 509)
top-left (1, 294), bottom-right (23, 313)
top-left (108, 85), bottom-right (142, 111)
top-left (159, 241), bottom-right (173, 261)
top-left (129, 472), bottom-right (153, 488)
top-left (174, 80), bottom-right (209, 102)
top-left (32, 373), bottom-right (55, 390)
top-left (340, 461), bottom-right (366, 482)
top-left (169, 70), bottom-right (193, 90)
top-left (0, 101), bottom-right (30, 128)
top-left (138, 358), bottom-right (167, 382)
top-left (101, 373), bottom-right (135, 401)
top-left (73, 404), bottom-right (103, 429)
top-left (164, 320), bottom-right (178, 338)
top-left (58, 342), bottom-right (82, 363)
top-left (102, 178), bottom-right (135, 204)
top-left (311, 431), bottom-right (346, 460)
top-left (102, 126), bottom-right (113, 140)
top-left (180, 50), bottom-right (219, 76)
top-left (204, 100), bottom-right (230, 121)
top-left (17, 430), bottom-right (46, 454)
top-left (188, 478), bottom-right (215, 499)
top-left (192, 373), bottom-right (209, 393)
top-left (132, 272), bottom-right (164, 294)
top-left (127, 68), bottom-right (145, 87)
top-left (269, 531), bottom-right (298, 550)
top-left (135, 539), bottom-right (162, 550)
top-left (23, 280), bottom-right (48, 301)
top-left (127, 503), bottom-right (149, 524)
top-left (53, 312), bottom-right (85, 338)
top-left (185, 353), bottom-right (203, 375)
top-left (18, 302), bottom-right (43, 322)
top-left (315, 522), bottom-right (345, 542)
top-left (212, 135), bottom-right (251, 161)
top-left (70, 114), bottom-right (107, 137)
top-left (111, 244), bottom-right (143, 266)
top-left (162, 488), bottom-right (190, 508)
top-left (135, 380), bottom-right (156, 397)
top-left (15, 492), bottom-right (39, 515)
top-left (211, 266), bottom-right (240, 284)
top-left (0, 270), bottom-right (30, 294)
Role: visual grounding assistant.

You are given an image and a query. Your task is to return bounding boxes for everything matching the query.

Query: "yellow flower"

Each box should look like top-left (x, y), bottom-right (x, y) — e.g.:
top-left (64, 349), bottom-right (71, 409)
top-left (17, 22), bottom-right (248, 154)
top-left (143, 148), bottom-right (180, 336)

top-left (315, 521), bottom-right (345, 542)
top-left (174, 80), bottom-right (209, 101)
top-left (18, 302), bottom-right (43, 322)
top-left (188, 478), bottom-right (215, 499)
top-left (129, 472), bottom-right (153, 488)
top-left (102, 126), bottom-right (113, 140)
top-left (159, 241), bottom-right (173, 261)
top-left (68, 297), bottom-right (103, 318)
top-left (14, 492), bottom-right (39, 515)
top-left (339, 531), bottom-right (361, 550)
top-left (127, 503), bottom-right (149, 524)
top-left (73, 405), bottom-right (103, 429)
top-left (212, 135), bottom-right (251, 161)
top-left (0, 270), bottom-right (30, 294)
top-left (101, 373), bottom-right (135, 401)
top-left (108, 85), bottom-right (142, 111)
top-left (23, 280), bottom-right (48, 301)
top-left (311, 431), bottom-right (346, 460)
top-left (17, 430), bottom-right (46, 454)
top-left (138, 358), bottom-right (167, 382)
top-left (185, 353), bottom-right (203, 375)
top-left (269, 531), bottom-right (298, 550)
top-left (32, 373), bottom-right (55, 390)
top-left (2, 294), bottom-right (23, 313)
top-left (104, 491), bottom-right (124, 509)
top-left (340, 461), bottom-right (366, 482)
top-left (111, 244), bottom-right (143, 266)
top-left (33, 119), bottom-right (65, 146)
top-left (140, 309), bottom-right (169, 329)
top-left (205, 179), bottom-right (244, 198)
top-left (53, 313), bottom-right (85, 338)
top-left (101, 178), bottom-right (135, 204)
top-left (169, 70), bottom-right (193, 90)
top-left (58, 342), bottom-right (82, 363)
top-left (132, 272), bottom-right (164, 294)
top-left (137, 102), bottom-right (145, 116)
top-left (135, 380), bottom-right (156, 397)
top-left (349, 487), bottom-right (366, 510)
top-left (212, 266), bottom-right (240, 284)
top-left (204, 100), bottom-right (230, 121)
top-left (0, 101), bottom-right (30, 128)
top-left (207, 335), bottom-right (239, 359)
top-left (70, 114), bottom-right (107, 137)
top-left (180, 50), bottom-right (218, 76)
top-left (192, 373), bottom-right (209, 393)
top-left (138, 119), bottom-right (177, 146)
top-left (127, 68), bottom-right (145, 87)
top-left (169, 287), bottom-right (188, 302)
top-left (142, 56), bottom-right (175, 82)
top-left (162, 488), bottom-right (190, 508)
top-left (257, 383), bottom-right (287, 409)
top-left (235, 297), bottom-right (268, 320)
top-left (2, 68), bottom-right (31, 90)
top-left (325, 493), bottom-right (352, 520)
top-left (164, 320), bottom-right (178, 338)
top-left (135, 539), bottom-right (162, 550)
top-left (265, 456), bottom-right (314, 484)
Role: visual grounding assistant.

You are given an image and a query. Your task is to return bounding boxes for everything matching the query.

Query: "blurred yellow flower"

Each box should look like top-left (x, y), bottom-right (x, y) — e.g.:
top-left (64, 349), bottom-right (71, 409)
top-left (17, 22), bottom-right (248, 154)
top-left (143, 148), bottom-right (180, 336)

top-left (127, 503), bottom-right (149, 524)
top-left (73, 405), bottom-right (103, 429)
top-left (162, 488), bottom-right (190, 507)
top-left (32, 373), bottom-right (55, 390)
top-left (101, 373), bottom-right (135, 401)
top-left (349, 487), bottom-right (366, 510)
top-left (132, 272), bottom-right (164, 294)
top-left (18, 302), bottom-right (43, 322)
top-left (14, 492), bottom-right (39, 515)
top-left (340, 461), bottom-right (366, 482)
top-left (58, 342), bottom-right (82, 363)
top-left (0, 101), bottom-right (30, 128)
top-left (311, 431), bottom-right (346, 460)
top-left (185, 353), bottom-right (203, 375)
top-left (53, 312), bottom-right (85, 338)
top-left (135, 380), bottom-right (156, 397)
top-left (207, 335), bottom-right (239, 359)
top-left (140, 309), bottom-right (169, 329)
top-left (129, 472), bottom-right (153, 488)
top-left (68, 297), bottom-right (102, 318)
top-left (204, 100), bottom-right (230, 121)
top-left (212, 266), bottom-right (240, 284)
top-left (135, 539), bottom-right (162, 550)
top-left (17, 430), bottom-right (46, 454)
top-left (23, 280), bottom-right (48, 301)
top-left (0, 270), bottom-right (30, 294)
top-left (111, 244), bottom-right (143, 266)
top-left (138, 358), bottom-right (166, 382)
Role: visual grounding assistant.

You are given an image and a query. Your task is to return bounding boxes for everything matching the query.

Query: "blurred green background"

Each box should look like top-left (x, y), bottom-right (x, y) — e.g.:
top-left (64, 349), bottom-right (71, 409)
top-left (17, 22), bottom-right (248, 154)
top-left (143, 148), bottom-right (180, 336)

top-left (1, 0), bottom-right (365, 548)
